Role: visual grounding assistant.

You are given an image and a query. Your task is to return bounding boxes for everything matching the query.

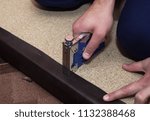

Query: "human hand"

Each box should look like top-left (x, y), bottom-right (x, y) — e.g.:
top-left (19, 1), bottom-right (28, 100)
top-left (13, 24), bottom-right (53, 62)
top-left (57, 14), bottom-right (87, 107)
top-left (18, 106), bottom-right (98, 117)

top-left (72, 0), bottom-right (115, 59)
top-left (103, 57), bottom-right (150, 104)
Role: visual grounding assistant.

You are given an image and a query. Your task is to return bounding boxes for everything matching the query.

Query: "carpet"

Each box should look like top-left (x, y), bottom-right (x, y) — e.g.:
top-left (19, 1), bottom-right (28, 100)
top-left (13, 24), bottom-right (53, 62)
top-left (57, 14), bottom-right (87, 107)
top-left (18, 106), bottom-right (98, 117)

top-left (0, 0), bottom-right (142, 103)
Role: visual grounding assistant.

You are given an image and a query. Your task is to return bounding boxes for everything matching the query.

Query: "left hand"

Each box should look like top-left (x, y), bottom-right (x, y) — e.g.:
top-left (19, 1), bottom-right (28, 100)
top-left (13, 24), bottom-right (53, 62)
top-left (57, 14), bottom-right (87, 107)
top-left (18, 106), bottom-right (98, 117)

top-left (103, 57), bottom-right (150, 104)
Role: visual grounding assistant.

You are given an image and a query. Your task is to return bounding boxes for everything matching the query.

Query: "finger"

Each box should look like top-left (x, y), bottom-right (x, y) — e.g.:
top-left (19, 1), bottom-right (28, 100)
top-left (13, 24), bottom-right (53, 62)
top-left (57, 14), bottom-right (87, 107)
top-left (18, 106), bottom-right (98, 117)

top-left (72, 23), bottom-right (91, 44)
top-left (103, 80), bottom-right (143, 102)
top-left (122, 61), bottom-right (144, 73)
top-left (83, 31), bottom-right (104, 60)
top-left (134, 86), bottom-right (150, 104)
top-left (73, 33), bottom-right (80, 39)
top-left (73, 33), bottom-right (89, 45)
top-left (72, 22), bottom-right (88, 38)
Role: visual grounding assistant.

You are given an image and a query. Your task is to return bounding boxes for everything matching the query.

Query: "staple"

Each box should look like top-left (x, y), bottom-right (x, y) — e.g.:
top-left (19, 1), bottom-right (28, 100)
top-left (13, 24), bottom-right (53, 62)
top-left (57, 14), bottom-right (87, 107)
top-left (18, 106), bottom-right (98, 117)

top-left (22, 76), bottom-right (32, 82)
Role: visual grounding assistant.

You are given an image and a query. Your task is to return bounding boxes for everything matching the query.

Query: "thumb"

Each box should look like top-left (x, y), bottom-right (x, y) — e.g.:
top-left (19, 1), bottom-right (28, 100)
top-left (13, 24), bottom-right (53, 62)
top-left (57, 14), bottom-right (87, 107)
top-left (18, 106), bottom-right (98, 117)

top-left (83, 31), bottom-right (104, 60)
top-left (122, 61), bottom-right (144, 73)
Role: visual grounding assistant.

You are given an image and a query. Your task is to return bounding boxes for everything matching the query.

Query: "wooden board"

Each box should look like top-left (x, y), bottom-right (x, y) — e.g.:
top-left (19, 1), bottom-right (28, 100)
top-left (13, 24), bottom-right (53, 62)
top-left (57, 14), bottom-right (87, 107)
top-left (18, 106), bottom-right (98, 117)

top-left (0, 27), bottom-right (125, 104)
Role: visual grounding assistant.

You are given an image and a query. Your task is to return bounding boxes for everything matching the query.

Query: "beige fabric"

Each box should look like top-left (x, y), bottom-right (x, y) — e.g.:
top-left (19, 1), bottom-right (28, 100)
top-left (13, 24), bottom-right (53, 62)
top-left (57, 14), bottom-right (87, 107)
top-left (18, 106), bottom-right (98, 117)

top-left (0, 0), bottom-right (142, 103)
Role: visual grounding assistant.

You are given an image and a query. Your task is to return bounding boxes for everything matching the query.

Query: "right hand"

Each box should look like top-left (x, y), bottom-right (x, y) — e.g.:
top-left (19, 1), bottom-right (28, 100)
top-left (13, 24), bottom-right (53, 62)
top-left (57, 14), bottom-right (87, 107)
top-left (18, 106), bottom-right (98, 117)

top-left (72, 1), bottom-right (114, 59)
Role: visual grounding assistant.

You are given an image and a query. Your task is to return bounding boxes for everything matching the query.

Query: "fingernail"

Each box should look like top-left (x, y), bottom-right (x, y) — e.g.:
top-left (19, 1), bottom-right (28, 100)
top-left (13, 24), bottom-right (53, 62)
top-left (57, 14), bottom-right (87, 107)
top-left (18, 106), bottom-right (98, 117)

top-left (78, 34), bottom-right (85, 39)
top-left (123, 64), bottom-right (130, 69)
top-left (103, 95), bottom-right (110, 101)
top-left (83, 52), bottom-right (90, 60)
top-left (73, 35), bottom-right (84, 44)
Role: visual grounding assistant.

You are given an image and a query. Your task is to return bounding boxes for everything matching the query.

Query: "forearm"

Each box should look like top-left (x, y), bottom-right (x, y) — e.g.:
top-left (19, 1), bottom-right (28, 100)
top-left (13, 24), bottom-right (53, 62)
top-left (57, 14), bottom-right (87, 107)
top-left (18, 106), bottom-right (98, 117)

top-left (92, 0), bottom-right (116, 15)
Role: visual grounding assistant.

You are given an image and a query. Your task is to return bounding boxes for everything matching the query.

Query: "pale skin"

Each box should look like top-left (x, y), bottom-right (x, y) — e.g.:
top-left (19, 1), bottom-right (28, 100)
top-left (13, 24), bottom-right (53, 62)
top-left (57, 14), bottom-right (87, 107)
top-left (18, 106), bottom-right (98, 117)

top-left (72, 0), bottom-right (150, 103)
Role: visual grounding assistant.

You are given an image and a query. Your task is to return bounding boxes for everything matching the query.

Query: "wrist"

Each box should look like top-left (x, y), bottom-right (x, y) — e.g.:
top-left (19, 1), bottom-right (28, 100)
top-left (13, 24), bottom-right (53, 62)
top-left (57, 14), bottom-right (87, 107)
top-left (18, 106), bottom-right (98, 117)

top-left (92, 0), bottom-right (116, 14)
top-left (93, 0), bottom-right (115, 5)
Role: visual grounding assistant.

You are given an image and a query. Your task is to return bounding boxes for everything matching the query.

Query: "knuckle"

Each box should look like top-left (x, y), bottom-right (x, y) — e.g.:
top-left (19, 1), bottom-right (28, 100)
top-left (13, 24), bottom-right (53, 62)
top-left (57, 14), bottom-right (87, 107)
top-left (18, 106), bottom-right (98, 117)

top-left (146, 57), bottom-right (150, 61)
top-left (86, 45), bottom-right (95, 53)
top-left (124, 85), bottom-right (132, 92)
top-left (135, 93), bottom-right (145, 102)
top-left (72, 23), bottom-right (80, 32)
top-left (95, 30), bottom-right (106, 38)
top-left (142, 57), bottom-right (150, 69)
top-left (140, 76), bottom-right (150, 86)
top-left (120, 87), bottom-right (129, 96)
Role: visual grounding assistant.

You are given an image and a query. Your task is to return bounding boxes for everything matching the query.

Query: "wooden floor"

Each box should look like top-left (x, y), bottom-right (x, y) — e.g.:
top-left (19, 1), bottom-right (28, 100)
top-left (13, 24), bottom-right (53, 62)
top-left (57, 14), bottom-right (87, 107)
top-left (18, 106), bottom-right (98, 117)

top-left (0, 58), bottom-right (61, 104)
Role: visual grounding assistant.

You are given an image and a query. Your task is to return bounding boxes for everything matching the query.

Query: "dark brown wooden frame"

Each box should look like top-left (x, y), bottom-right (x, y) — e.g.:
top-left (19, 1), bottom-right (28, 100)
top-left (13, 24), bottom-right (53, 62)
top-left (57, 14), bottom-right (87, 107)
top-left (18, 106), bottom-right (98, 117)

top-left (0, 27), bottom-right (125, 104)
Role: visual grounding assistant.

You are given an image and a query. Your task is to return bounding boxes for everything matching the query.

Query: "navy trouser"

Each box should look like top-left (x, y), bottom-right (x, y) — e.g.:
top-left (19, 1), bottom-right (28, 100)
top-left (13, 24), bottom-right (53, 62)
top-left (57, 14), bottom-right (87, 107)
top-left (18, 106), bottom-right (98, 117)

top-left (34, 0), bottom-right (92, 10)
top-left (117, 0), bottom-right (150, 61)
top-left (35, 0), bottom-right (150, 61)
